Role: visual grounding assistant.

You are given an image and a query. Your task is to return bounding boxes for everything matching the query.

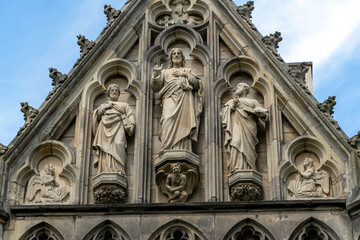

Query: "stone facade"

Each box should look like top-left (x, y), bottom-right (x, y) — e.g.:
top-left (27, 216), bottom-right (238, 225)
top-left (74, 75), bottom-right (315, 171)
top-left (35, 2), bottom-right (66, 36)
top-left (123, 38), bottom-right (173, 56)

top-left (1, 0), bottom-right (360, 239)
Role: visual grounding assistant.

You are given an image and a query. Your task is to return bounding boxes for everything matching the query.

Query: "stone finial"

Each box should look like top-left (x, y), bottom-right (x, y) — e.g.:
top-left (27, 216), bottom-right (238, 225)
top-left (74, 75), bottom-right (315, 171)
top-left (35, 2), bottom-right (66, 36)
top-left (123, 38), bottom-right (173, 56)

top-left (18, 102), bottom-right (39, 135)
top-left (77, 35), bottom-right (95, 54)
top-left (288, 62), bottom-right (311, 94)
top-left (0, 143), bottom-right (8, 156)
top-left (348, 131), bottom-right (360, 155)
top-left (236, 1), bottom-right (257, 30)
top-left (318, 96), bottom-right (341, 130)
top-left (262, 32), bottom-right (284, 62)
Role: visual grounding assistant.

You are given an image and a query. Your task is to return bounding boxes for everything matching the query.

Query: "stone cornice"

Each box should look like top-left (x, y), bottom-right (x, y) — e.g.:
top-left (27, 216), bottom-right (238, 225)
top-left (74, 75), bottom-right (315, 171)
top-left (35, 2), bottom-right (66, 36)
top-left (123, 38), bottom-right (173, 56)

top-left (10, 200), bottom-right (346, 216)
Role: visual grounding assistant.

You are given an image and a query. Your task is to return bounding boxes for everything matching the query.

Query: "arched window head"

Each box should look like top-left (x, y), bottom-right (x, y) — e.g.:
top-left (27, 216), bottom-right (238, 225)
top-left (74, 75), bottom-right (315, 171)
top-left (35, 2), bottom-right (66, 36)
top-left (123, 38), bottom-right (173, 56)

top-left (19, 222), bottom-right (64, 240)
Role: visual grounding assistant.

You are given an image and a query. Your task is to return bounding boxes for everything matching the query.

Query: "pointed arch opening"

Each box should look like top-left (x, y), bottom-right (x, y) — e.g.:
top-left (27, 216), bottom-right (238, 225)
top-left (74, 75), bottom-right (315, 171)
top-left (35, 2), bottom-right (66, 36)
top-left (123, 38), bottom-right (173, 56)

top-left (288, 218), bottom-right (340, 240)
top-left (19, 222), bottom-right (64, 240)
top-left (82, 220), bottom-right (131, 240)
top-left (148, 219), bottom-right (207, 240)
top-left (223, 218), bottom-right (274, 240)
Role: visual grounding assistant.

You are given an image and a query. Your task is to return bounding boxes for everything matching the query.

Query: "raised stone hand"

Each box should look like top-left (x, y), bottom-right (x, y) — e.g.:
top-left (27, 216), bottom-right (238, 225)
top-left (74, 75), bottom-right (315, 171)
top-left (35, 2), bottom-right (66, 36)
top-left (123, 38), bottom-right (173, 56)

top-left (153, 59), bottom-right (163, 77)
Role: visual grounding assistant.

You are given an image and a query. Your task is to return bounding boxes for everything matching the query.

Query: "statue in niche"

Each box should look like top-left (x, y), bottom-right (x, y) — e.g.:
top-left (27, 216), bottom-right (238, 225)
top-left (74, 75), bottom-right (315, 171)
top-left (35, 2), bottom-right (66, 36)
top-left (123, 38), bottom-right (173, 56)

top-left (156, 162), bottom-right (198, 202)
top-left (287, 158), bottom-right (330, 198)
top-left (92, 84), bottom-right (135, 176)
top-left (151, 48), bottom-right (203, 154)
top-left (26, 163), bottom-right (69, 203)
top-left (220, 83), bottom-right (268, 173)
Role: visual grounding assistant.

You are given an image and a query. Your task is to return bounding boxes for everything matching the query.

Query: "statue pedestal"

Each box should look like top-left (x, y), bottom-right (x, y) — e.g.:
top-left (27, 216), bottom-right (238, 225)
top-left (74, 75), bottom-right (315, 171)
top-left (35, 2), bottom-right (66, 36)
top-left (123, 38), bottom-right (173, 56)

top-left (154, 150), bottom-right (200, 202)
top-left (93, 173), bottom-right (127, 204)
top-left (228, 170), bottom-right (263, 201)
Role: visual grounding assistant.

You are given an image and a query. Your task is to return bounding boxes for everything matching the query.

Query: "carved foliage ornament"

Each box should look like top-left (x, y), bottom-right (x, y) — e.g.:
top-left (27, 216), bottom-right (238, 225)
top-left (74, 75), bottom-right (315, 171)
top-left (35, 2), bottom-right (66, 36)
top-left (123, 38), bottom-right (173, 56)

top-left (73, 35), bottom-right (95, 67)
top-left (262, 31), bottom-right (284, 62)
top-left (288, 62), bottom-right (311, 94)
top-left (46, 68), bottom-right (68, 100)
top-left (17, 102), bottom-right (38, 135)
top-left (156, 0), bottom-right (203, 26)
top-left (0, 143), bottom-right (8, 156)
top-left (230, 183), bottom-right (262, 201)
top-left (348, 131), bottom-right (360, 155)
top-left (236, 1), bottom-right (257, 30)
top-left (317, 96), bottom-right (341, 130)
top-left (102, 4), bottom-right (121, 34)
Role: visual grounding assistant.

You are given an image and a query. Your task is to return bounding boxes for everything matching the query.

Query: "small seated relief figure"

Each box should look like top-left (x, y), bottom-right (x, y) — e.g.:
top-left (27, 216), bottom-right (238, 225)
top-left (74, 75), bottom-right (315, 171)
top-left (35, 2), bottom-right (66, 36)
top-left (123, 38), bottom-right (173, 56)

top-left (287, 158), bottom-right (330, 198)
top-left (92, 84), bottom-right (135, 204)
top-left (156, 162), bottom-right (198, 202)
top-left (220, 82), bottom-right (268, 201)
top-left (26, 163), bottom-right (69, 203)
top-left (152, 48), bottom-right (202, 202)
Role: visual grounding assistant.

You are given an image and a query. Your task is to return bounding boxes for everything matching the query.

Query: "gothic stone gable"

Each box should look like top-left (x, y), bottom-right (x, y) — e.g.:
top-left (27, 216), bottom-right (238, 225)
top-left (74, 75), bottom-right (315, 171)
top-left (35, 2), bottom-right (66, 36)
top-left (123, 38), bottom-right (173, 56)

top-left (0, 0), bottom-right (358, 239)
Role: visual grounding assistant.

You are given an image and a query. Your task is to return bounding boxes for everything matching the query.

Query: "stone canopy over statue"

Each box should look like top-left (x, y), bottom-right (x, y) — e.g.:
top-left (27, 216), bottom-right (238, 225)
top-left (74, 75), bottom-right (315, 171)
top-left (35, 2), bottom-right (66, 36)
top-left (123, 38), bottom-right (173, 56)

top-left (151, 48), bottom-right (203, 154)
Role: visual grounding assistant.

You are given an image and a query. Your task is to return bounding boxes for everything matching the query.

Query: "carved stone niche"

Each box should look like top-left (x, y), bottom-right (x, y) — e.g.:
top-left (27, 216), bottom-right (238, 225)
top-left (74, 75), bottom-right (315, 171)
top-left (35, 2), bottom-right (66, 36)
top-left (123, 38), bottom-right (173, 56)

top-left (280, 136), bottom-right (346, 200)
top-left (229, 170), bottom-right (263, 201)
top-left (93, 173), bottom-right (127, 204)
top-left (155, 150), bottom-right (199, 202)
top-left (11, 141), bottom-right (75, 205)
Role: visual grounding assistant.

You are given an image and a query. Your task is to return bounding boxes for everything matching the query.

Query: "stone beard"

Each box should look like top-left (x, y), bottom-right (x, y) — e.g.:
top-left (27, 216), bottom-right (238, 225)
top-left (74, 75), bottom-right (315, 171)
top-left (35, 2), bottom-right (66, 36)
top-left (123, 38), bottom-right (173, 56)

top-left (92, 84), bottom-right (135, 176)
top-left (220, 83), bottom-right (267, 172)
top-left (151, 48), bottom-right (203, 153)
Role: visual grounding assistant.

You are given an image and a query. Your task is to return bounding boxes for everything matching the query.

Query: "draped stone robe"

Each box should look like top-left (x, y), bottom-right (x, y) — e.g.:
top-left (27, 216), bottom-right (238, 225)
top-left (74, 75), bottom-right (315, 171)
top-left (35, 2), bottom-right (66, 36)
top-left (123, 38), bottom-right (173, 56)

top-left (151, 67), bottom-right (203, 152)
top-left (220, 97), bottom-right (266, 172)
top-left (92, 101), bottom-right (135, 175)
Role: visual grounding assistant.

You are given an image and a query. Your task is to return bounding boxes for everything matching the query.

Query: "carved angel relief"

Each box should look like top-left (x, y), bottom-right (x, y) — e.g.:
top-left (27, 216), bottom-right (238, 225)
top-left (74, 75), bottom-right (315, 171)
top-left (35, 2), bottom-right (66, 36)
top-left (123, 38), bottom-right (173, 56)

top-left (156, 162), bottom-right (198, 202)
top-left (156, 0), bottom-right (203, 26)
top-left (287, 158), bottom-right (330, 198)
top-left (26, 163), bottom-right (69, 203)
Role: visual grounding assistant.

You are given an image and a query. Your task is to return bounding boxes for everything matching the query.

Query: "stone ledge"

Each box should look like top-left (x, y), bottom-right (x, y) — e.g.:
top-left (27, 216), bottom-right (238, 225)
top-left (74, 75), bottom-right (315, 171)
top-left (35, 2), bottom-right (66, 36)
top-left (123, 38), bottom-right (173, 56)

top-left (10, 199), bottom-right (346, 216)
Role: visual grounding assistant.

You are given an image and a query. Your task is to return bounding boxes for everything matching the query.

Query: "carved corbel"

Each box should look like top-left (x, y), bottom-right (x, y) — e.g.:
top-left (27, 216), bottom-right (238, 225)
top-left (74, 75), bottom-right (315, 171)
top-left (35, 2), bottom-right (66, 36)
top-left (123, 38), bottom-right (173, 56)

top-left (262, 31), bottom-right (284, 62)
top-left (17, 102), bottom-right (38, 135)
top-left (46, 68), bottom-right (68, 100)
top-left (236, 1), bottom-right (257, 30)
top-left (288, 62), bottom-right (311, 94)
top-left (317, 96), bottom-right (341, 130)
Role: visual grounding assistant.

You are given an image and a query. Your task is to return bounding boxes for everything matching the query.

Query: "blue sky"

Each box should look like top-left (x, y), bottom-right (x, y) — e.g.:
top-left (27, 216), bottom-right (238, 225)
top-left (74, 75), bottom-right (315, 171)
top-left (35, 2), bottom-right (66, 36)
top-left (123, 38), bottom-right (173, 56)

top-left (1, 0), bottom-right (360, 145)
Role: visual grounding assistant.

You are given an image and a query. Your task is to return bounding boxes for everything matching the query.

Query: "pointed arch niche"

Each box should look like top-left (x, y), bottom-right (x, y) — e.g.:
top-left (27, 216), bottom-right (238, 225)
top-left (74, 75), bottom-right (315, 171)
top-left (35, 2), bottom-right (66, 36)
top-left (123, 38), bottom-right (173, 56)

top-left (288, 218), bottom-right (340, 240)
top-left (19, 222), bottom-right (65, 240)
top-left (223, 218), bottom-right (275, 240)
top-left (148, 219), bottom-right (207, 240)
top-left (280, 136), bottom-right (345, 199)
top-left (146, 24), bottom-right (210, 203)
top-left (80, 58), bottom-right (142, 204)
top-left (215, 56), bottom-right (272, 200)
top-left (82, 220), bottom-right (131, 240)
top-left (9, 140), bottom-right (75, 205)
